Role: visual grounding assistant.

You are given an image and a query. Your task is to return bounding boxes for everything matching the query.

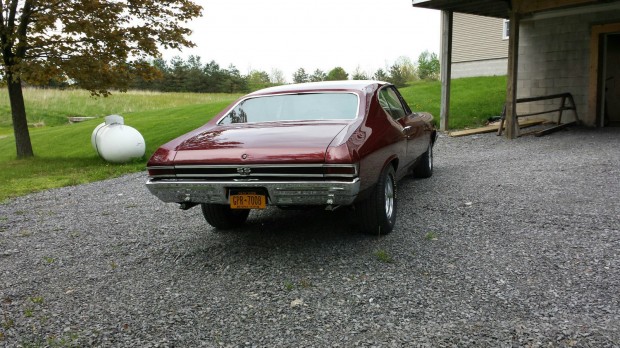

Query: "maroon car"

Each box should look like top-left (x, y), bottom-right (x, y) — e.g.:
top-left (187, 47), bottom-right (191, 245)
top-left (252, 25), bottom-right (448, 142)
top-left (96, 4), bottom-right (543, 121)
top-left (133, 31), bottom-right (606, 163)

top-left (146, 81), bottom-right (436, 234)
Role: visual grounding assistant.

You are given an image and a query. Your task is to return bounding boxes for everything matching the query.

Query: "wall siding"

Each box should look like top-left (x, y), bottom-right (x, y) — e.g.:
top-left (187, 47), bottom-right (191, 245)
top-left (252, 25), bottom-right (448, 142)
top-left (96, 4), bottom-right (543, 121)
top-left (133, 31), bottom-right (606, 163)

top-left (517, 9), bottom-right (620, 125)
top-left (453, 13), bottom-right (509, 63)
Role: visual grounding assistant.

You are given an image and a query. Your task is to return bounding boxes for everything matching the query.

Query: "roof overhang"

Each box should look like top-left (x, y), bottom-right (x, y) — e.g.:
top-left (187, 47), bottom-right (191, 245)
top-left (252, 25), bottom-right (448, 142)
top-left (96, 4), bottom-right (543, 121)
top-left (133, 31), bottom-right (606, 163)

top-left (412, 0), bottom-right (511, 18)
top-left (412, 0), bottom-right (617, 19)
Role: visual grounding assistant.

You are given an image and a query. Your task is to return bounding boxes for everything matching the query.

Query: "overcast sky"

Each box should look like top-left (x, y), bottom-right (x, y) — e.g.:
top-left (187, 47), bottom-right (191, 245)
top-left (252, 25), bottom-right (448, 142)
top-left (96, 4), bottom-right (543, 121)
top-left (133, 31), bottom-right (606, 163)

top-left (163, 0), bottom-right (440, 82)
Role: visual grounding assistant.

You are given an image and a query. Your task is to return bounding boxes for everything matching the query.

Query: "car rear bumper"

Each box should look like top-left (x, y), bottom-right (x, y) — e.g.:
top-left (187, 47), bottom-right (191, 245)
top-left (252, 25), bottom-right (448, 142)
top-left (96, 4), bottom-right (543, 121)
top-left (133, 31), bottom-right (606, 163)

top-left (145, 178), bottom-right (361, 206)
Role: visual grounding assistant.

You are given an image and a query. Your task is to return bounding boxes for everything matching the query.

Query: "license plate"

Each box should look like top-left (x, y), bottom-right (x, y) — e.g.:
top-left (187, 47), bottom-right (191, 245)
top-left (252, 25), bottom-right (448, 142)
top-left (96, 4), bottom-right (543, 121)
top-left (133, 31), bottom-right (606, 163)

top-left (229, 194), bottom-right (266, 209)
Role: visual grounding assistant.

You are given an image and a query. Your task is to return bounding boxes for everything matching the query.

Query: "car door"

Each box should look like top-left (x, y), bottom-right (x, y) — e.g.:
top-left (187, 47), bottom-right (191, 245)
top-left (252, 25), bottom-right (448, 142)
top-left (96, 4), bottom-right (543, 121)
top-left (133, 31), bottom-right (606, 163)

top-left (392, 87), bottom-right (430, 160)
top-left (377, 86), bottom-right (424, 168)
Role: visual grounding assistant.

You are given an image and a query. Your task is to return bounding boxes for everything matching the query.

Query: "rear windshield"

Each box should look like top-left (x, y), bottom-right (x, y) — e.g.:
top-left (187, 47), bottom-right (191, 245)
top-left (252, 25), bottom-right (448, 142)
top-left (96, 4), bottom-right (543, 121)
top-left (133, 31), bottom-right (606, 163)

top-left (218, 93), bottom-right (359, 124)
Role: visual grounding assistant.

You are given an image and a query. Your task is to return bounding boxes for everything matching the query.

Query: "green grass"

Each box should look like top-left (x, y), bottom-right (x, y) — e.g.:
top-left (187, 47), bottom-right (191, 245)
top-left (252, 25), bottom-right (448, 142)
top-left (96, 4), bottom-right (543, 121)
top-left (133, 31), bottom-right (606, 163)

top-left (0, 77), bottom-right (505, 201)
top-left (0, 90), bottom-right (239, 201)
top-left (0, 88), bottom-right (239, 136)
top-left (399, 75), bottom-right (507, 129)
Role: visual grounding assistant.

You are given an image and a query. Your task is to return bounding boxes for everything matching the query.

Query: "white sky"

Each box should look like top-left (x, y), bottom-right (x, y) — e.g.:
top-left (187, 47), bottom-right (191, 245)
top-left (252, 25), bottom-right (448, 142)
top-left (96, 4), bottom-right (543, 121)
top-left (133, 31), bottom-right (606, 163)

top-left (163, 0), bottom-right (440, 82)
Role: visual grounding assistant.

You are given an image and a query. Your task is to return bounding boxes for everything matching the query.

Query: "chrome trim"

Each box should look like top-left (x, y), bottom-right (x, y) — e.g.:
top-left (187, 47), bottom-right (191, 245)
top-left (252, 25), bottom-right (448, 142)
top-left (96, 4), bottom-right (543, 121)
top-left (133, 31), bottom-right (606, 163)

top-left (145, 178), bottom-right (361, 206)
top-left (175, 173), bottom-right (324, 178)
top-left (147, 166), bottom-right (175, 170)
top-left (147, 164), bottom-right (360, 179)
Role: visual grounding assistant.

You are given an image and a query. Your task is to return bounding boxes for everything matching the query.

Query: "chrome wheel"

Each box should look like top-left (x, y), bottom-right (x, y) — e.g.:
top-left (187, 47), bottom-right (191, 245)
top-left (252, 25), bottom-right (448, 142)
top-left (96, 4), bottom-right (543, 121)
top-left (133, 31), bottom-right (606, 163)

top-left (354, 165), bottom-right (397, 235)
top-left (428, 144), bottom-right (433, 171)
top-left (384, 172), bottom-right (394, 221)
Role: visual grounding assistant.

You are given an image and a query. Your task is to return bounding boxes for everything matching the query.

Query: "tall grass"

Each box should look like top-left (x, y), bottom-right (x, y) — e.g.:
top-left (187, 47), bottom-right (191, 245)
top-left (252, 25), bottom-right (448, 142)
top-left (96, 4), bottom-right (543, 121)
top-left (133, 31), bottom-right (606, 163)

top-left (0, 88), bottom-right (240, 134)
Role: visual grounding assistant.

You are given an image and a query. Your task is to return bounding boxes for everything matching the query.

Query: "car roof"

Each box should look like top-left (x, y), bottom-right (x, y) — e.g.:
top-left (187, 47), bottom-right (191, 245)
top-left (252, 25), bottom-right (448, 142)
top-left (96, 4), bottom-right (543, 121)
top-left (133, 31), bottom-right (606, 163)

top-left (248, 80), bottom-right (389, 96)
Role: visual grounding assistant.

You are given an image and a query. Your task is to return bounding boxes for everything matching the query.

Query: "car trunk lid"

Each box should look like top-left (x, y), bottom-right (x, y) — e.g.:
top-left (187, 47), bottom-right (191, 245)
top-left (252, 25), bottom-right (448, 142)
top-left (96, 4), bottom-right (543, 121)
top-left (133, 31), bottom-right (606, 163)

top-left (173, 122), bottom-right (349, 164)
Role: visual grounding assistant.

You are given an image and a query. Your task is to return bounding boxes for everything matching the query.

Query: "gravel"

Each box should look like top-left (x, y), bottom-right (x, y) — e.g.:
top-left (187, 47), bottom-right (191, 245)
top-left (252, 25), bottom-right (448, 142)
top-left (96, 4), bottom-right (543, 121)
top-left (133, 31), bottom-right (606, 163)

top-left (1, 127), bottom-right (619, 347)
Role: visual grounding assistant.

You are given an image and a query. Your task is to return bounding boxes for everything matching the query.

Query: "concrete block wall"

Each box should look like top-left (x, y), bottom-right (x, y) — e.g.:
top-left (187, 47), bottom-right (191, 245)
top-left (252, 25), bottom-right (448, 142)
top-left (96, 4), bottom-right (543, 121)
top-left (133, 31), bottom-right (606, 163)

top-left (451, 58), bottom-right (508, 78)
top-left (517, 10), bottom-right (620, 125)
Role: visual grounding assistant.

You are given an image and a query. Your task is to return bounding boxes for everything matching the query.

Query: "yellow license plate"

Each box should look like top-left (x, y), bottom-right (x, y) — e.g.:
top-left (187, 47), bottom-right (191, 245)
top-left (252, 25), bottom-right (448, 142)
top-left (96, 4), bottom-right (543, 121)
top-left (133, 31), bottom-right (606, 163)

top-left (230, 194), bottom-right (266, 209)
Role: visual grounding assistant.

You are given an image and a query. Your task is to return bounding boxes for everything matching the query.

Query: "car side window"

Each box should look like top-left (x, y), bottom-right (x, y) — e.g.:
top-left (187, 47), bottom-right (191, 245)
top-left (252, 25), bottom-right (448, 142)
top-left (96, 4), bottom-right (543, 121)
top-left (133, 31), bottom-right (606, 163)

top-left (378, 87), bottom-right (407, 120)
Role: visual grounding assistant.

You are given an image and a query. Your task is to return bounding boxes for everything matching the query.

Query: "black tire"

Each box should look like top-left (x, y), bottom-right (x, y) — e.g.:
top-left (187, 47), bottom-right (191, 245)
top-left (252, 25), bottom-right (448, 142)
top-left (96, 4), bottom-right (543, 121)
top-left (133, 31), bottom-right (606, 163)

top-left (413, 142), bottom-right (433, 178)
top-left (200, 204), bottom-right (250, 229)
top-left (355, 165), bottom-right (397, 235)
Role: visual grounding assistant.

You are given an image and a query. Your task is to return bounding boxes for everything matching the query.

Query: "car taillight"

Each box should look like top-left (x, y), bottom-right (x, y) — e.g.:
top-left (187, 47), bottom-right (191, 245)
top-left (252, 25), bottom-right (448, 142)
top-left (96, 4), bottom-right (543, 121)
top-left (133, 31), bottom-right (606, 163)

top-left (324, 164), bottom-right (359, 178)
top-left (147, 166), bottom-right (176, 178)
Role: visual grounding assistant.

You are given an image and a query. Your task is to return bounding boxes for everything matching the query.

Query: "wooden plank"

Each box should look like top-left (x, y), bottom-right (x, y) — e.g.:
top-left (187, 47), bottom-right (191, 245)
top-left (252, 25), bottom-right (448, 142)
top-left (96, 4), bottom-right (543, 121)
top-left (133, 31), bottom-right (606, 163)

top-left (504, 11), bottom-right (520, 139)
top-left (449, 119), bottom-right (546, 137)
top-left (440, 10), bottom-right (453, 132)
top-left (534, 121), bottom-right (577, 137)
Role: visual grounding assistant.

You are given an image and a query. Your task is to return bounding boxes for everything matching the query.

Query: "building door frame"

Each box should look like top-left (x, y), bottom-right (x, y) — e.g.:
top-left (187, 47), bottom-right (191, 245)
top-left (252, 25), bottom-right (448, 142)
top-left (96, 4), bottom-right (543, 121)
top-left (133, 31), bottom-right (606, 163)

top-left (589, 23), bottom-right (620, 127)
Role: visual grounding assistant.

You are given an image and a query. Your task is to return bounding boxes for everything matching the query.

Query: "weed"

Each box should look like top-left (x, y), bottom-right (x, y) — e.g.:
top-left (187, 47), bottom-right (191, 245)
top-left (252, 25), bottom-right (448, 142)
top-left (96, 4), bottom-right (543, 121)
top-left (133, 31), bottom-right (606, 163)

top-left (43, 256), bottom-right (55, 264)
top-left (425, 232), bottom-right (438, 241)
top-left (1, 319), bottom-right (13, 330)
top-left (19, 230), bottom-right (32, 237)
top-left (110, 261), bottom-right (118, 270)
top-left (46, 332), bottom-right (80, 347)
top-left (14, 211), bottom-right (25, 215)
top-left (24, 307), bottom-right (34, 318)
top-left (374, 249), bottom-right (394, 263)
top-left (30, 296), bottom-right (44, 305)
top-left (284, 280), bottom-right (294, 291)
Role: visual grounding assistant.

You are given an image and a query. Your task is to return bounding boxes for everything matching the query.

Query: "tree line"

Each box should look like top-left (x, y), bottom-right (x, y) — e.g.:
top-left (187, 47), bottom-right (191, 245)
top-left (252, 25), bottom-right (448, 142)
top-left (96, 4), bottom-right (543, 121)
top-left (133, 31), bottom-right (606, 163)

top-left (129, 51), bottom-right (440, 94)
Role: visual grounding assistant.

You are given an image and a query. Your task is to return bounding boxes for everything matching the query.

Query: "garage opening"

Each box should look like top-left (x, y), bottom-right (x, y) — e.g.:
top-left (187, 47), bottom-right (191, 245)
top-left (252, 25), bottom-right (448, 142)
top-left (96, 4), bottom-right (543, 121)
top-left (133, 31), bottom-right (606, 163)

top-left (603, 33), bottom-right (620, 126)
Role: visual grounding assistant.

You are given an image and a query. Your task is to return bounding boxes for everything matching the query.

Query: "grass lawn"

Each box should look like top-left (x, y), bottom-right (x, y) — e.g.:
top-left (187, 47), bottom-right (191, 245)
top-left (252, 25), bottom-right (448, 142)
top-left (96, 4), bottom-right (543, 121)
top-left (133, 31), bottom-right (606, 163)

top-left (399, 75), bottom-right (507, 129)
top-left (0, 90), bottom-right (240, 201)
top-left (0, 77), bottom-right (506, 201)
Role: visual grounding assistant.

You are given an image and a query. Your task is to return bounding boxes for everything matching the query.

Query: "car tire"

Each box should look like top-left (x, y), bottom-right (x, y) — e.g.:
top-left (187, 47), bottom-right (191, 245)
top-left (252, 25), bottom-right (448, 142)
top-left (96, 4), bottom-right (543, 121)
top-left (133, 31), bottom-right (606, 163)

top-left (413, 142), bottom-right (433, 178)
top-left (355, 165), bottom-right (397, 235)
top-left (201, 204), bottom-right (250, 229)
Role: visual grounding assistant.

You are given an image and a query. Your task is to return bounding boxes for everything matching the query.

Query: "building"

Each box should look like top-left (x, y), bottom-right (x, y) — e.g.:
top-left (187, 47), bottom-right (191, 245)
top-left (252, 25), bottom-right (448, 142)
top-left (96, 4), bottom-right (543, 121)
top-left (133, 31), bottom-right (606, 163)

top-left (452, 13), bottom-right (508, 78)
top-left (413, 0), bottom-right (620, 136)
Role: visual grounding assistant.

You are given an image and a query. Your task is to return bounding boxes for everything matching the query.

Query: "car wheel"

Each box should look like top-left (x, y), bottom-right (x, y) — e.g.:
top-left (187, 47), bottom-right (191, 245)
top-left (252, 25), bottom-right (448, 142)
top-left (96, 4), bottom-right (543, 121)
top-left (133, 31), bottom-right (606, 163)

top-left (413, 142), bottom-right (433, 178)
top-left (355, 165), bottom-right (397, 235)
top-left (200, 204), bottom-right (250, 229)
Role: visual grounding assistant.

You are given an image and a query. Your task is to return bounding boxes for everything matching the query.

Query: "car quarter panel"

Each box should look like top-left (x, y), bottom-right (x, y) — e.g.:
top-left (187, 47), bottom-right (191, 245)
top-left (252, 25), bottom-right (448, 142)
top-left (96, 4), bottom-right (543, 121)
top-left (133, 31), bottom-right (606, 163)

top-left (355, 98), bottom-right (408, 193)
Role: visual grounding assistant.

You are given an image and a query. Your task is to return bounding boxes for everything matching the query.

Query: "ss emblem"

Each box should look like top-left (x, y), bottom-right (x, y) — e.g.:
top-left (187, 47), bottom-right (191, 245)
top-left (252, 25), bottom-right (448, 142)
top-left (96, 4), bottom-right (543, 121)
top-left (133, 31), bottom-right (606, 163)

top-left (237, 167), bottom-right (251, 176)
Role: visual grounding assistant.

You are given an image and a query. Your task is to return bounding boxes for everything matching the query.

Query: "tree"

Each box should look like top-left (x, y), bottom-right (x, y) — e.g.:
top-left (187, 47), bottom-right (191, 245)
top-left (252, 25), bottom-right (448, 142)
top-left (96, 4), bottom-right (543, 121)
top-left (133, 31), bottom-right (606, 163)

top-left (309, 69), bottom-right (327, 82)
top-left (247, 70), bottom-right (272, 91)
top-left (270, 68), bottom-right (286, 85)
top-left (417, 50), bottom-right (440, 80)
top-left (0, 0), bottom-right (202, 158)
top-left (326, 67), bottom-right (348, 81)
top-left (388, 63), bottom-right (407, 87)
top-left (351, 66), bottom-right (369, 80)
top-left (292, 68), bottom-right (309, 83)
top-left (373, 68), bottom-right (389, 81)
top-left (394, 56), bottom-right (416, 82)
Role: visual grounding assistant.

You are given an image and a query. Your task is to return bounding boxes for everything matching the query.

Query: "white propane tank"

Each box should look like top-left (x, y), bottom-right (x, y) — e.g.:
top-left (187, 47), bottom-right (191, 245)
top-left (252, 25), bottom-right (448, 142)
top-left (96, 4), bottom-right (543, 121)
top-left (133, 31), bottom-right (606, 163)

top-left (91, 115), bottom-right (145, 163)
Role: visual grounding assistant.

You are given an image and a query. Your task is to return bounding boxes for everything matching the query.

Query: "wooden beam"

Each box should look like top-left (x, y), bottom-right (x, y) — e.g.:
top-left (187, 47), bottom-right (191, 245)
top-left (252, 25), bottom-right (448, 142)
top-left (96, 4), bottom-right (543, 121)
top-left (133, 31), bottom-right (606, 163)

top-left (439, 10), bottom-right (453, 132)
top-left (448, 119), bottom-right (546, 137)
top-left (518, 0), bottom-right (598, 13)
top-left (588, 23), bottom-right (620, 127)
top-left (504, 11), bottom-right (521, 139)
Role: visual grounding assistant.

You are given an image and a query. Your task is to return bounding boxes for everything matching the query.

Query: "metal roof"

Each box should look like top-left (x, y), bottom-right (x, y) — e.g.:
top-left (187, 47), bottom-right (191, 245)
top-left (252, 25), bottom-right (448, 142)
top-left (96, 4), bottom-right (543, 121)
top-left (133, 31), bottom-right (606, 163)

top-left (412, 0), bottom-right (511, 19)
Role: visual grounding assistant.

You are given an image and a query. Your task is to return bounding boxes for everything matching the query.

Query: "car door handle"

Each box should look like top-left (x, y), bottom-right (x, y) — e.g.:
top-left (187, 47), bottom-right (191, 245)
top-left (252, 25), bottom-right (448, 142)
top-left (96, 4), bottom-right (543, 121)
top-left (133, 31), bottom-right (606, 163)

top-left (402, 126), bottom-right (412, 133)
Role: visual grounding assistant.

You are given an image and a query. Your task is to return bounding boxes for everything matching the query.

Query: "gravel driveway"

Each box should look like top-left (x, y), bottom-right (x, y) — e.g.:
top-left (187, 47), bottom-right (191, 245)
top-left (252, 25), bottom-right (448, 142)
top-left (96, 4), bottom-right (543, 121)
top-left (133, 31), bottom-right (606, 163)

top-left (1, 127), bottom-right (619, 347)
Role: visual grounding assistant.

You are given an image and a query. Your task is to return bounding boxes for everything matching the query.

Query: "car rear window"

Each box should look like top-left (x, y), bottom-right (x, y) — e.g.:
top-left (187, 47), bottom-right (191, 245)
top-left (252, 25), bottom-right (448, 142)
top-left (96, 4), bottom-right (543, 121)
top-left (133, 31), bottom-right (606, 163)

top-left (219, 93), bottom-right (359, 124)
